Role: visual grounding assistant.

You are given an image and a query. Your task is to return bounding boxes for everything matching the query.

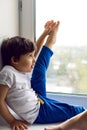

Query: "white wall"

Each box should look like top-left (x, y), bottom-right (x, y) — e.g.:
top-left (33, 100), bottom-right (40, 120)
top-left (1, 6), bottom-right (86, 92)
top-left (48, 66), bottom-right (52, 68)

top-left (0, 0), bottom-right (19, 69)
top-left (0, 0), bottom-right (19, 39)
top-left (0, 0), bottom-right (35, 41)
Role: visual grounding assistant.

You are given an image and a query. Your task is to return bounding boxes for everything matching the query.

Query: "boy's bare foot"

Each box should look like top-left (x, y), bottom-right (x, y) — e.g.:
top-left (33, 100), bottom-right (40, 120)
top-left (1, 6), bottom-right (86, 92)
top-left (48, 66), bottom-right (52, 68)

top-left (44, 110), bottom-right (87, 130)
top-left (45, 21), bottom-right (60, 49)
top-left (44, 125), bottom-right (62, 130)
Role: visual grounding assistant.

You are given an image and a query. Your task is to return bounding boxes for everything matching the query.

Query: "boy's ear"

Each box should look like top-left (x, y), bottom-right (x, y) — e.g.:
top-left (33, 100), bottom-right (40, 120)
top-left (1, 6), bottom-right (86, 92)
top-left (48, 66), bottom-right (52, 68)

top-left (11, 56), bottom-right (19, 64)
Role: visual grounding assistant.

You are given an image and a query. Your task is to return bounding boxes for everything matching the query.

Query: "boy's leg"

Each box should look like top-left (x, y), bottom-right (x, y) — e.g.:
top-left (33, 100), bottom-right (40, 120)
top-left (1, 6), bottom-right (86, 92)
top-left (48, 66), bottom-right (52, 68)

top-left (44, 110), bottom-right (87, 130)
top-left (31, 46), bottom-right (53, 97)
top-left (34, 96), bottom-right (85, 124)
top-left (32, 21), bottom-right (85, 124)
top-left (31, 21), bottom-right (60, 97)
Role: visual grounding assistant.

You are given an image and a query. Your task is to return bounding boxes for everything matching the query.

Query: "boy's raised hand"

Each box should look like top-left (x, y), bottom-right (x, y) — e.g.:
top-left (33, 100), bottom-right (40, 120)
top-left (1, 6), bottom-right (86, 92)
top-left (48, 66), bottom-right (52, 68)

top-left (35, 20), bottom-right (60, 57)
top-left (44, 20), bottom-right (60, 35)
top-left (44, 20), bottom-right (55, 35)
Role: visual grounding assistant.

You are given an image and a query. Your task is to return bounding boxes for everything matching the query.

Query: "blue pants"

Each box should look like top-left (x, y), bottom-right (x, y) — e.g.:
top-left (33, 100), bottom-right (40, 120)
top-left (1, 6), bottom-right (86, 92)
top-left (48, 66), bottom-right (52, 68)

top-left (31, 46), bottom-right (85, 124)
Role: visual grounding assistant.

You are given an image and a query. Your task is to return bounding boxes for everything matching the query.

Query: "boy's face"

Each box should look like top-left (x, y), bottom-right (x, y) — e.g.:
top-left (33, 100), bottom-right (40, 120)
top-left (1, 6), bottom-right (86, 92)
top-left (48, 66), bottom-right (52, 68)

top-left (12, 50), bottom-right (36, 72)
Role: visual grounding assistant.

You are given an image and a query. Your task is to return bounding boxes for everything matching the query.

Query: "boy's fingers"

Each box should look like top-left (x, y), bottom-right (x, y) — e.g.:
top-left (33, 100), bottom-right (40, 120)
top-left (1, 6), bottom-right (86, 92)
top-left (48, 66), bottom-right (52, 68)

top-left (56, 21), bottom-right (60, 26)
top-left (44, 20), bottom-right (54, 28)
top-left (45, 20), bottom-right (60, 30)
top-left (52, 21), bottom-right (60, 30)
top-left (44, 20), bottom-right (60, 35)
top-left (45, 22), bottom-right (56, 32)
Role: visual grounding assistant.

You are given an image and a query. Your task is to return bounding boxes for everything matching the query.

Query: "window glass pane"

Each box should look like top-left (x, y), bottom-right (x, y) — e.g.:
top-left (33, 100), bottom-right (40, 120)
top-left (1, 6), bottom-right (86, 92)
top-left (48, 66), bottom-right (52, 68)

top-left (36, 0), bottom-right (87, 94)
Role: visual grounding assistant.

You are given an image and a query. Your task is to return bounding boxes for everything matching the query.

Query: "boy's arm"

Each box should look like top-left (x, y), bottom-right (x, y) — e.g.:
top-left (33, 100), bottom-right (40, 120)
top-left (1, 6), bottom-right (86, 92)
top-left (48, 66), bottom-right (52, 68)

top-left (34, 30), bottom-right (48, 57)
top-left (0, 85), bottom-right (15, 124)
top-left (0, 84), bottom-right (28, 130)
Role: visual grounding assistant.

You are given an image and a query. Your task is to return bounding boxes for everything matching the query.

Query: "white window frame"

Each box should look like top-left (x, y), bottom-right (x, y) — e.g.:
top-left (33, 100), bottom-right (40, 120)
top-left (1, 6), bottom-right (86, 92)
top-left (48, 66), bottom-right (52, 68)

top-left (19, 0), bottom-right (87, 108)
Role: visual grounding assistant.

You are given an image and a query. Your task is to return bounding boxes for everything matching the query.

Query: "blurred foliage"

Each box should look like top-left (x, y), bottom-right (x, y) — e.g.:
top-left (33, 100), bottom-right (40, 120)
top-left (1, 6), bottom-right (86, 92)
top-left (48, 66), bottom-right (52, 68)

top-left (47, 46), bottom-right (87, 94)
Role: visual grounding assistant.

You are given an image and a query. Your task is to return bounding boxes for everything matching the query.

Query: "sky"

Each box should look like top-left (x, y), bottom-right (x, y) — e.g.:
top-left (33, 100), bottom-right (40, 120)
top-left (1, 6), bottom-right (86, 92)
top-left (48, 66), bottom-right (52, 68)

top-left (36, 0), bottom-right (87, 47)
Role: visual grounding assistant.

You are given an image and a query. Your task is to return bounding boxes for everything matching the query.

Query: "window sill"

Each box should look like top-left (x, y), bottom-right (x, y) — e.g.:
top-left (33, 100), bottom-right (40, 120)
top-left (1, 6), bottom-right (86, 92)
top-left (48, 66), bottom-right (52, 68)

top-left (47, 92), bottom-right (87, 109)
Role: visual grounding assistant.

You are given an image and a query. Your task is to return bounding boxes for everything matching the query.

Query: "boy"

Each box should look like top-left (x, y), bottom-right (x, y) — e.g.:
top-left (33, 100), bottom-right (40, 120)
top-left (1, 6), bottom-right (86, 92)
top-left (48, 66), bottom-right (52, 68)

top-left (0, 20), bottom-right (85, 130)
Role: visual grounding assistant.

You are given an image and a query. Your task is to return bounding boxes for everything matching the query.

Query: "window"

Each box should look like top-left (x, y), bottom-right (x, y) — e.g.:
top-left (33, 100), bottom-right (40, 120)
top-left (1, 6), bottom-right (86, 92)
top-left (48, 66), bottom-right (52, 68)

top-left (35, 0), bottom-right (87, 95)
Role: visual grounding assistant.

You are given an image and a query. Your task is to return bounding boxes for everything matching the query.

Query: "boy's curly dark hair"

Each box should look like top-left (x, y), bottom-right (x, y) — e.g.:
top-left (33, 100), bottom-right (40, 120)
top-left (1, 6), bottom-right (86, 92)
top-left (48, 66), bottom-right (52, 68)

top-left (1, 36), bottom-right (36, 66)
